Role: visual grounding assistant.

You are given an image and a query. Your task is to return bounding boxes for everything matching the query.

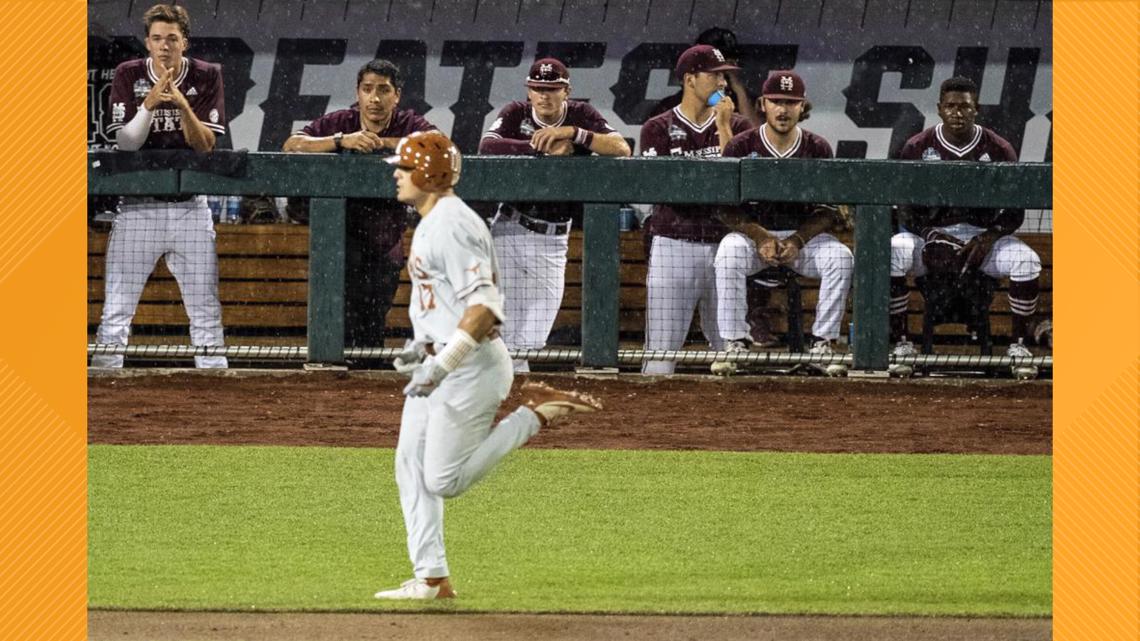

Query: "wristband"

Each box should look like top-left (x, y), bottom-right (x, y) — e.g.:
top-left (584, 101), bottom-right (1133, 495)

top-left (436, 329), bottom-right (479, 372)
top-left (333, 132), bottom-right (344, 151)
top-left (573, 127), bottom-right (595, 148)
top-left (788, 232), bottom-right (807, 249)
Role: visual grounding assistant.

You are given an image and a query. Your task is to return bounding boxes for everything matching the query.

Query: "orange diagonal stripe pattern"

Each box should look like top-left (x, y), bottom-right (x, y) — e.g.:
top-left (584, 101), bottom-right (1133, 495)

top-left (0, 1), bottom-right (87, 641)
top-left (1054, 2), bottom-right (1140, 641)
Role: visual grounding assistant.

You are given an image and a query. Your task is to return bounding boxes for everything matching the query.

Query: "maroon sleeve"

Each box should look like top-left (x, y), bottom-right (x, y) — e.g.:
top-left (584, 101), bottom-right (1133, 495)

top-left (479, 103), bottom-right (537, 155)
top-left (576, 103), bottom-right (618, 134)
top-left (895, 133), bottom-right (923, 160)
top-left (638, 117), bottom-right (668, 157)
top-left (196, 63), bottom-right (226, 135)
top-left (409, 112), bottom-right (437, 134)
top-left (814, 135), bottom-right (834, 159)
top-left (105, 62), bottom-right (136, 135)
top-left (731, 114), bottom-right (751, 136)
top-left (993, 134), bottom-right (1018, 162)
top-left (722, 130), bottom-right (750, 158)
top-left (301, 112), bottom-right (337, 137)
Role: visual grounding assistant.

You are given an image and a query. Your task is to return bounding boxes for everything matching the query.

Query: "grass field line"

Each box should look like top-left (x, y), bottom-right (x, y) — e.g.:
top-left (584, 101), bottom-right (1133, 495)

top-left (89, 446), bottom-right (1051, 616)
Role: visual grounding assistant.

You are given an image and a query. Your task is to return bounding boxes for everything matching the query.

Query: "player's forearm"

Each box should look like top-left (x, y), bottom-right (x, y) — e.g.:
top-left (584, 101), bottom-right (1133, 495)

top-left (478, 137), bottom-right (538, 155)
top-left (179, 109), bottom-right (216, 151)
top-left (115, 106), bottom-right (153, 151)
top-left (456, 304), bottom-right (499, 342)
top-left (717, 126), bottom-right (735, 152)
top-left (282, 135), bottom-right (336, 153)
top-left (587, 132), bottom-right (631, 157)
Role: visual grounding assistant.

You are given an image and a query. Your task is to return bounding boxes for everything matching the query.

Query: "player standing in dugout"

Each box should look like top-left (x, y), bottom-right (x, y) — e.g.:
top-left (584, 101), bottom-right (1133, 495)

top-left (638, 44), bottom-right (752, 375)
top-left (479, 58), bottom-right (630, 373)
top-left (92, 3), bottom-right (228, 369)
top-left (713, 70), bottom-right (854, 377)
top-left (283, 60), bottom-right (437, 362)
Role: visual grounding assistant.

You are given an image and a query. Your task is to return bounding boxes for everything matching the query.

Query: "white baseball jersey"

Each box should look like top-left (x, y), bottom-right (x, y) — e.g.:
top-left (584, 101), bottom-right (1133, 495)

top-left (406, 196), bottom-right (504, 344)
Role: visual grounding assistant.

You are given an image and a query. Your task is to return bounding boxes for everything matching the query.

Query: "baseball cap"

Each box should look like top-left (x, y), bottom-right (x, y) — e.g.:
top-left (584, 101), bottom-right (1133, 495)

top-left (762, 70), bottom-right (806, 101)
top-left (526, 58), bottom-right (570, 88)
top-left (674, 44), bottom-right (740, 79)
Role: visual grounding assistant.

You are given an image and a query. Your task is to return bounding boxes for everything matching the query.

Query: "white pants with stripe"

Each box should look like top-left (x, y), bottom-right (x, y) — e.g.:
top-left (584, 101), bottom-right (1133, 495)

top-left (394, 337), bottom-right (540, 579)
top-left (642, 236), bottom-right (724, 375)
top-left (890, 224), bottom-right (1042, 281)
top-left (92, 196), bottom-right (227, 368)
top-left (714, 231), bottom-right (853, 342)
top-left (491, 217), bottom-right (569, 373)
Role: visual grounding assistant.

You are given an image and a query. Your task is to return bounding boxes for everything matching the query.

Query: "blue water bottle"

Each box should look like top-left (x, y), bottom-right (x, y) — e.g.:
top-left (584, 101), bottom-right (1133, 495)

top-left (225, 196), bottom-right (242, 224)
top-left (206, 195), bottom-right (223, 223)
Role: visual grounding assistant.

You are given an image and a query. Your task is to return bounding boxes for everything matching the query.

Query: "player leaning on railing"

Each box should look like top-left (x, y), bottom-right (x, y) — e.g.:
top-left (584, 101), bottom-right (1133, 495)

top-left (92, 3), bottom-right (228, 369)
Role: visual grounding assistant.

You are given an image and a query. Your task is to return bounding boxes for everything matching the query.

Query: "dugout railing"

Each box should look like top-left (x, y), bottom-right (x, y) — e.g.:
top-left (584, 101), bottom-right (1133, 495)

top-left (87, 150), bottom-right (1052, 373)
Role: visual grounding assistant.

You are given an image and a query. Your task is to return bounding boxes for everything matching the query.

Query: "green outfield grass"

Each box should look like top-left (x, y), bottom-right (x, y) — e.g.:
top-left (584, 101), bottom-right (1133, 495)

top-left (88, 445), bottom-right (1051, 616)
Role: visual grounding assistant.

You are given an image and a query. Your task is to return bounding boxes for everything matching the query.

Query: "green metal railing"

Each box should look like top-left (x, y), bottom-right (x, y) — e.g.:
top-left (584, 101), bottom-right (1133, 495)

top-left (88, 151), bottom-right (1052, 371)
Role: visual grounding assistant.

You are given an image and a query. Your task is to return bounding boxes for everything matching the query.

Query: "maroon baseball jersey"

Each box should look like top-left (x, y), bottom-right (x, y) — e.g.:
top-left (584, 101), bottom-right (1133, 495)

top-left (723, 125), bottom-right (834, 230)
top-left (300, 106), bottom-right (437, 261)
top-left (638, 107), bottom-right (751, 243)
top-left (896, 124), bottom-right (1023, 235)
top-left (106, 57), bottom-right (225, 149)
top-left (479, 100), bottom-right (623, 222)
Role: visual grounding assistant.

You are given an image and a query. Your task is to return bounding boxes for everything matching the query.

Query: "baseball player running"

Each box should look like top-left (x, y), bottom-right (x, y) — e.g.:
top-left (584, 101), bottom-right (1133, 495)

top-left (712, 71), bottom-right (853, 376)
top-left (373, 132), bottom-right (602, 600)
top-left (889, 76), bottom-right (1051, 378)
top-left (639, 45), bottom-right (752, 375)
top-left (92, 3), bottom-right (227, 368)
top-left (479, 58), bottom-right (630, 372)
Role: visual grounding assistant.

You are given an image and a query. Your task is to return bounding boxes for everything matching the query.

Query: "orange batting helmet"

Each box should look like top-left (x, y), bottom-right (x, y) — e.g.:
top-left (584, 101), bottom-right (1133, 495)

top-left (385, 131), bottom-right (462, 192)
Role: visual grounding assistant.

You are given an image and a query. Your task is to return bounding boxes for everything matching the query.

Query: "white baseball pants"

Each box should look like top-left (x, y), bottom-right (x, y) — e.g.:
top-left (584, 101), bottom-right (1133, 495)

top-left (713, 231), bottom-right (853, 342)
top-left (642, 236), bottom-right (724, 375)
top-left (491, 217), bottom-right (569, 373)
top-left (394, 337), bottom-right (540, 579)
top-left (92, 197), bottom-right (227, 368)
top-left (890, 224), bottom-right (1042, 281)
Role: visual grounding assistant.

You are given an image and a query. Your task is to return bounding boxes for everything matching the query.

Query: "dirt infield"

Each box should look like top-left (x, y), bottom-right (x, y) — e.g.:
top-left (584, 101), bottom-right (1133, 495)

top-left (88, 370), bottom-right (1052, 640)
top-left (88, 371), bottom-right (1051, 455)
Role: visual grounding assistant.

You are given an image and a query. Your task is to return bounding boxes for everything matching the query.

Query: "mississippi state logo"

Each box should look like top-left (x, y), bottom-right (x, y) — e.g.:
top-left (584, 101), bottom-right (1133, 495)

top-left (111, 102), bottom-right (126, 123)
top-left (780, 75), bottom-right (794, 91)
top-left (540, 63), bottom-right (553, 75)
top-left (712, 48), bottom-right (725, 62)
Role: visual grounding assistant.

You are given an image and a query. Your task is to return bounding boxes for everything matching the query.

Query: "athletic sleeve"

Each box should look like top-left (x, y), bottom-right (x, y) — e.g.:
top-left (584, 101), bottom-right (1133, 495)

top-left (579, 103), bottom-right (619, 135)
top-left (105, 62), bottom-right (135, 135)
top-left (197, 63), bottom-right (226, 135)
top-left (439, 218), bottom-right (499, 302)
top-left (638, 118), bottom-right (667, 157)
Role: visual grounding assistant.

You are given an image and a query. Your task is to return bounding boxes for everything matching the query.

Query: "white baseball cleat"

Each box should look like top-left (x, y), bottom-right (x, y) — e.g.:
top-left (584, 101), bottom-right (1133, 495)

top-left (808, 339), bottom-right (848, 377)
top-left (711, 339), bottom-right (751, 376)
top-left (374, 578), bottom-right (456, 600)
top-left (888, 340), bottom-right (918, 378)
top-left (1007, 342), bottom-right (1038, 380)
top-left (522, 381), bottom-right (603, 425)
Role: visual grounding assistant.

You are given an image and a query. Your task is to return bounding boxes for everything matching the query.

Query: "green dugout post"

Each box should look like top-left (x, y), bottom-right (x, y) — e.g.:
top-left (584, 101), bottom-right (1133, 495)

top-left (852, 205), bottom-right (891, 370)
top-left (581, 204), bottom-right (620, 368)
top-left (308, 198), bottom-right (347, 364)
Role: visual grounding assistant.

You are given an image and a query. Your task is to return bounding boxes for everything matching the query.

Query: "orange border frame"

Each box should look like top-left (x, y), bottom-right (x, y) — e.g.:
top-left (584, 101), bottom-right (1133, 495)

top-left (1, 1), bottom-right (1138, 639)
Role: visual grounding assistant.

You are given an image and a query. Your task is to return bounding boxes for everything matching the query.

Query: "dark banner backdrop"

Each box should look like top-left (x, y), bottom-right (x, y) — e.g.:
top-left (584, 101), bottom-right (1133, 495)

top-left (88, 0), bottom-right (1051, 162)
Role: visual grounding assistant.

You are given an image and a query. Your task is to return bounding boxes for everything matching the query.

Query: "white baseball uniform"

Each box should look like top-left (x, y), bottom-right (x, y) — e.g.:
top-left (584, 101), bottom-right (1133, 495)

top-left (395, 195), bottom-right (542, 580)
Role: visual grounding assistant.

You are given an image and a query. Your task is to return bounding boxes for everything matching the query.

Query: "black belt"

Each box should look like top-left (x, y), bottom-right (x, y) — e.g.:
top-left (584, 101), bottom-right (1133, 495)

top-left (150, 194), bottom-right (195, 203)
top-left (497, 206), bottom-right (571, 236)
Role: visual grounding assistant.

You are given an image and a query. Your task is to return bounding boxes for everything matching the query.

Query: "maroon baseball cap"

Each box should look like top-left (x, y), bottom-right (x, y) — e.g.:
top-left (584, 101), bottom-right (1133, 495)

top-left (526, 58), bottom-right (570, 88)
top-left (762, 70), bottom-right (806, 101)
top-left (674, 44), bottom-right (740, 79)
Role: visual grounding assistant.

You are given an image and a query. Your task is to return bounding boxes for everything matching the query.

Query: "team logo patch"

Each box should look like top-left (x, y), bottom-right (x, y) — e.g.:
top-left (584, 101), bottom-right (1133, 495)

top-left (209, 109), bottom-right (219, 124)
top-left (712, 48), bottom-right (725, 62)
top-left (780, 75), bottom-right (794, 91)
top-left (111, 102), bottom-right (126, 123)
top-left (978, 152), bottom-right (991, 162)
top-left (641, 148), bottom-right (657, 157)
top-left (668, 124), bottom-right (687, 142)
top-left (540, 63), bottom-right (553, 75)
top-left (922, 147), bottom-right (941, 161)
top-left (133, 79), bottom-right (151, 98)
